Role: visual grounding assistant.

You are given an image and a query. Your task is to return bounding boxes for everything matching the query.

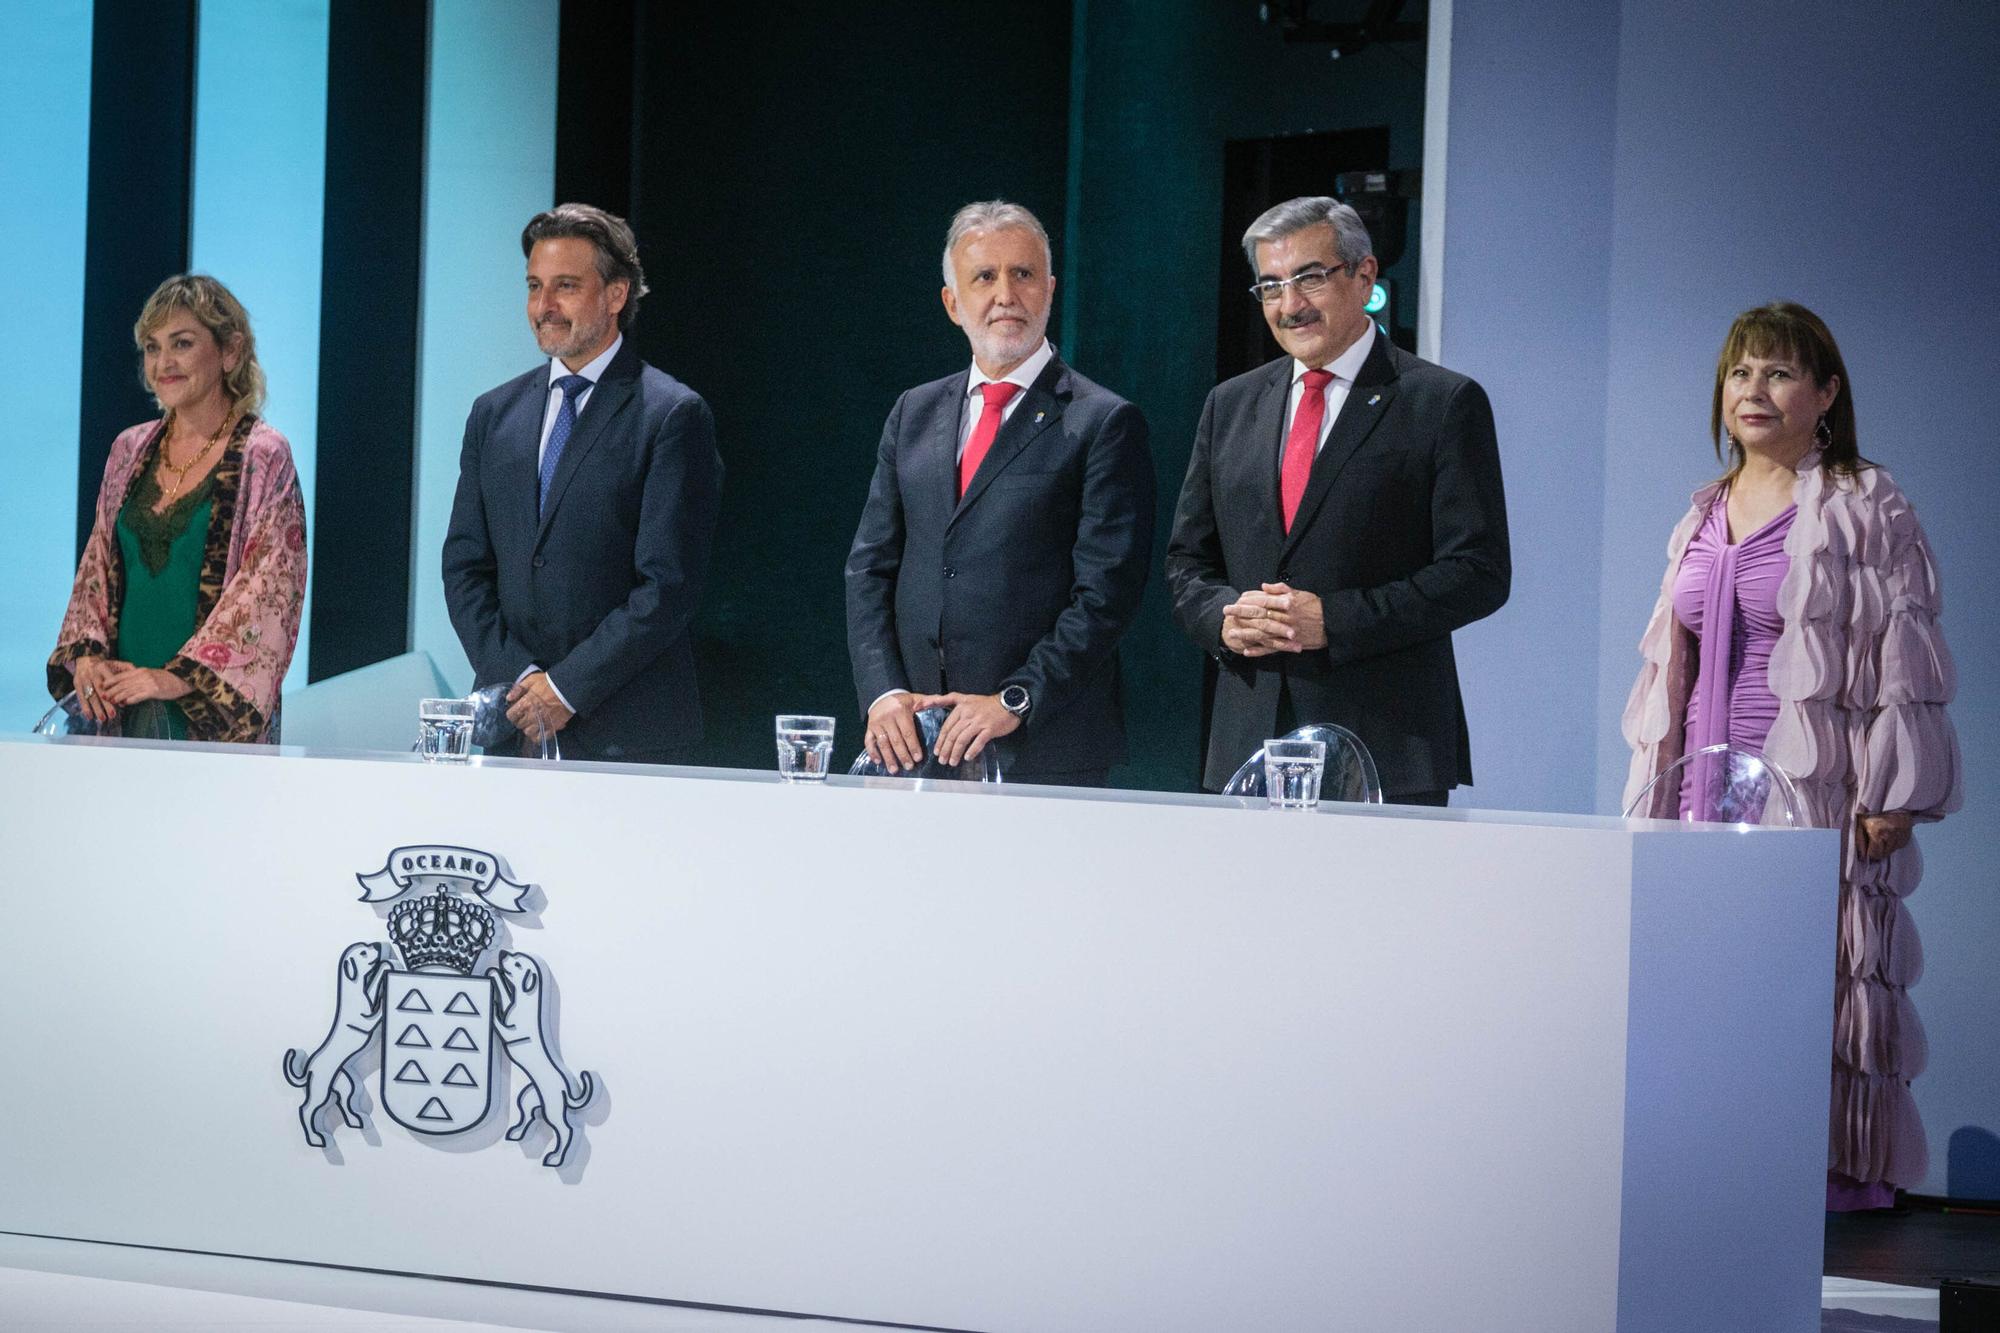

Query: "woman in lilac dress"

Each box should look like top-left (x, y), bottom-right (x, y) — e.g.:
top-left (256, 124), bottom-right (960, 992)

top-left (1623, 303), bottom-right (1961, 1210)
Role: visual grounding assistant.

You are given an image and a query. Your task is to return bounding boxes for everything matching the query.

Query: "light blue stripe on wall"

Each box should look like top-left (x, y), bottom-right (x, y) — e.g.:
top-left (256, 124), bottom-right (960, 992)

top-left (190, 0), bottom-right (330, 694)
top-left (409, 0), bottom-right (561, 694)
top-left (4, 3), bottom-right (94, 731)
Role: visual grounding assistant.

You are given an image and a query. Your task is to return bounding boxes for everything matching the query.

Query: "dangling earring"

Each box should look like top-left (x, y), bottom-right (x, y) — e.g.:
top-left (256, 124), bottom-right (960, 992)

top-left (1815, 414), bottom-right (1832, 448)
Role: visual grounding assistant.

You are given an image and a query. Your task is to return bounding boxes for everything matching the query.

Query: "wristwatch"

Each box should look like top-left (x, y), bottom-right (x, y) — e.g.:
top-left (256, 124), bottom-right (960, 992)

top-left (999, 685), bottom-right (1031, 720)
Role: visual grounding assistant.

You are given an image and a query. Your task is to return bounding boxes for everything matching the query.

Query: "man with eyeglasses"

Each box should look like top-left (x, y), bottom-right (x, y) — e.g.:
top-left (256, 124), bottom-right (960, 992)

top-left (845, 200), bottom-right (1155, 786)
top-left (1165, 196), bottom-right (1510, 803)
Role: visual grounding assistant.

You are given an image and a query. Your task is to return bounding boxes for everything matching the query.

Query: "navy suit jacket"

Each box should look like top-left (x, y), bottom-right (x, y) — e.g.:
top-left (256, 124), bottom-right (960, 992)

top-left (1166, 337), bottom-right (1510, 795)
top-left (845, 354), bottom-right (1155, 776)
top-left (442, 341), bottom-right (723, 760)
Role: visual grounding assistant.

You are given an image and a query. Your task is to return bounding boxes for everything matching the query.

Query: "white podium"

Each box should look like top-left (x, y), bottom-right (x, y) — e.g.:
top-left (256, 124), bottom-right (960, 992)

top-left (0, 737), bottom-right (1835, 1331)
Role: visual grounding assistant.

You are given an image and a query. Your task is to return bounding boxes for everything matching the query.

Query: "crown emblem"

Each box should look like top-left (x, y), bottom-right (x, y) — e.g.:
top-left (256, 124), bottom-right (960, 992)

top-left (387, 891), bottom-right (495, 974)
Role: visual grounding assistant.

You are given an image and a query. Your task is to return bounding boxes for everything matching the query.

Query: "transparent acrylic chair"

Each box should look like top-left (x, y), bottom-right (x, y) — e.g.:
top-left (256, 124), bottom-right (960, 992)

top-left (461, 682), bottom-right (563, 760)
top-left (1221, 722), bottom-right (1383, 804)
top-left (847, 706), bottom-right (1003, 783)
top-left (34, 692), bottom-right (99, 737)
top-left (34, 691), bottom-right (178, 740)
top-left (1621, 742), bottom-right (1804, 826)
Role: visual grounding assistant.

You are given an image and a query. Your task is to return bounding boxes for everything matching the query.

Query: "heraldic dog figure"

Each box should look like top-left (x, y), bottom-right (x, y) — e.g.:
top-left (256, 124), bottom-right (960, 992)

top-left (284, 881), bottom-right (596, 1168)
top-left (281, 941), bottom-right (387, 1147)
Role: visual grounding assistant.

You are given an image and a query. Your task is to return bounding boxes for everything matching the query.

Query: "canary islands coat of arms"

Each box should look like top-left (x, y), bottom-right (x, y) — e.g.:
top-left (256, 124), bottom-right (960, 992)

top-left (282, 846), bottom-right (597, 1168)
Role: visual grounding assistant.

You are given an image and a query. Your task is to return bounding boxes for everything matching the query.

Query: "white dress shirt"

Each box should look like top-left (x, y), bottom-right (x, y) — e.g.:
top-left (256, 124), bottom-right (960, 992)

top-left (537, 334), bottom-right (623, 468)
top-left (870, 339), bottom-right (1057, 716)
top-left (1283, 319), bottom-right (1376, 461)
top-left (958, 338), bottom-right (1056, 458)
top-left (522, 333), bottom-right (623, 714)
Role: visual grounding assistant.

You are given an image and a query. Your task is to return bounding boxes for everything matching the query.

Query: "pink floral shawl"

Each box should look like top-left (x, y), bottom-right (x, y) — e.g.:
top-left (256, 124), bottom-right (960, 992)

top-left (48, 416), bottom-right (306, 742)
top-left (1621, 452), bottom-right (1962, 1188)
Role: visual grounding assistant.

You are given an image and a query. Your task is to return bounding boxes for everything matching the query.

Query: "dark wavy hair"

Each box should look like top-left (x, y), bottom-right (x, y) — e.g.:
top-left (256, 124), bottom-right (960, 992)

top-left (1710, 301), bottom-right (1866, 478)
top-left (520, 202), bottom-right (649, 331)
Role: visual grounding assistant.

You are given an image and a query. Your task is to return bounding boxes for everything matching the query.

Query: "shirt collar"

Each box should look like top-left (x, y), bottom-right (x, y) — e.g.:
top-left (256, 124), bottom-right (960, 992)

top-left (1292, 319), bottom-right (1376, 387)
top-left (968, 338), bottom-right (1056, 397)
top-left (549, 333), bottom-right (623, 388)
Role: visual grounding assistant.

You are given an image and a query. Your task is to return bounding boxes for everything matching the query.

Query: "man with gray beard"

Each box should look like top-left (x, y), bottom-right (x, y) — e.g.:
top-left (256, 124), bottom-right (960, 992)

top-left (844, 200), bottom-right (1155, 787)
top-left (444, 203), bottom-right (722, 763)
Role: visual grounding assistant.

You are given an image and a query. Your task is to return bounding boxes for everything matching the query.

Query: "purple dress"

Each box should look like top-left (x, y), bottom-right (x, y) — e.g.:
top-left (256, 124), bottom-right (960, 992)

top-left (1671, 495), bottom-right (1796, 818)
top-left (1628, 463), bottom-right (1961, 1213)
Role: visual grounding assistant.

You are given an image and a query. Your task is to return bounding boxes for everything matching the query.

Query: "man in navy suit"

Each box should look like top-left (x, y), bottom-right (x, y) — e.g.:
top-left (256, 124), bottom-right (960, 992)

top-left (845, 201), bottom-right (1155, 787)
top-left (444, 203), bottom-right (722, 763)
top-left (1166, 196), bottom-right (1509, 802)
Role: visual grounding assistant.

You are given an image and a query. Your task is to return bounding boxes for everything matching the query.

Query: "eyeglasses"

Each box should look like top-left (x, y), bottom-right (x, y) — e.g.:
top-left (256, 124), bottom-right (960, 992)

top-left (1247, 264), bottom-right (1351, 304)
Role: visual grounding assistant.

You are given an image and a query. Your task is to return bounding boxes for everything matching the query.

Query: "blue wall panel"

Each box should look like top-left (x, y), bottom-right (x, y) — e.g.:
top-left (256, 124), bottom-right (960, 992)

top-left (1441, 0), bottom-right (2000, 1196)
top-left (409, 0), bottom-right (560, 693)
top-left (190, 0), bottom-right (330, 693)
top-left (1435, 0), bottom-right (1618, 817)
top-left (1593, 0), bottom-right (2000, 1201)
top-left (4, 4), bottom-right (94, 729)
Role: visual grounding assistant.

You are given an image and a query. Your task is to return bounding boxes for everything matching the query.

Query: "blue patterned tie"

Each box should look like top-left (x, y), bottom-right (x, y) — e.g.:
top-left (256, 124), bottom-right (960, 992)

top-left (538, 374), bottom-right (592, 517)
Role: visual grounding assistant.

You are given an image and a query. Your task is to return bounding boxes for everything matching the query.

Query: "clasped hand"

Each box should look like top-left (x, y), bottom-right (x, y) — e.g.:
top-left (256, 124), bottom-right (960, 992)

top-left (863, 689), bottom-right (1020, 773)
top-left (1221, 582), bottom-right (1327, 657)
top-left (72, 656), bottom-right (191, 723)
top-left (505, 671), bottom-right (574, 743)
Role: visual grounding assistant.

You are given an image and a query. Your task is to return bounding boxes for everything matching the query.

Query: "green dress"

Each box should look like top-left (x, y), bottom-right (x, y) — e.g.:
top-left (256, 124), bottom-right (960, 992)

top-left (113, 467), bottom-right (214, 741)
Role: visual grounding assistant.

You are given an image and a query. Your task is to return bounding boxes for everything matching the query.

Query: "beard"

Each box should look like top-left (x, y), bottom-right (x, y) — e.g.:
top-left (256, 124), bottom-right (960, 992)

top-left (535, 307), bottom-right (614, 362)
top-left (965, 310), bottom-right (1047, 370)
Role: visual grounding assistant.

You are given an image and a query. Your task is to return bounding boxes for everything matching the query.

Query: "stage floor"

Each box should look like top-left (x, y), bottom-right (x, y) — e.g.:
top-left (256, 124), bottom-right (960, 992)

top-left (0, 1232), bottom-right (1954, 1332)
top-left (1826, 1203), bottom-right (2000, 1290)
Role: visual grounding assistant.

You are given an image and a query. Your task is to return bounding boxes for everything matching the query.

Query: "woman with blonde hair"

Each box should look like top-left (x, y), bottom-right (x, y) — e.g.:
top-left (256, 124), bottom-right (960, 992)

top-left (1623, 301), bottom-right (1961, 1209)
top-left (49, 274), bottom-right (305, 741)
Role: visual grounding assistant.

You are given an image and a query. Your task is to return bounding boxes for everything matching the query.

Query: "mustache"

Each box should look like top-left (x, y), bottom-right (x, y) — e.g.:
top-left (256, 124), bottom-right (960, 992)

top-left (1279, 311), bottom-right (1323, 330)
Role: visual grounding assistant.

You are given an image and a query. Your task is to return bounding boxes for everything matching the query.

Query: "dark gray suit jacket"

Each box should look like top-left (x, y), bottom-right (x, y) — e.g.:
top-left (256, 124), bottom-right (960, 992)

top-left (845, 354), bottom-right (1155, 776)
top-left (443, 341), bottom-right (723, 761)
top-left (1166, 337), bottom-right (1510, 794)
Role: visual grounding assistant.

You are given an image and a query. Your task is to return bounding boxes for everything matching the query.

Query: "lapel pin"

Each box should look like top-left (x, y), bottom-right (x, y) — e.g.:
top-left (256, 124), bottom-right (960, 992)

top-left (1035, 411), bottom-right (1045, 423)
top-left (1368, 393), bottom-right (1381, 406)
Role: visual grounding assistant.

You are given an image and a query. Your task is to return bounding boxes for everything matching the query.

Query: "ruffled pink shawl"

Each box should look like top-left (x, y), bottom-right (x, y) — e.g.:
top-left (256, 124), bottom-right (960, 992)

top-left (48, 417), bottom-right (306, 742)
top-left (1622, 453), bottom-right (1962, 1189)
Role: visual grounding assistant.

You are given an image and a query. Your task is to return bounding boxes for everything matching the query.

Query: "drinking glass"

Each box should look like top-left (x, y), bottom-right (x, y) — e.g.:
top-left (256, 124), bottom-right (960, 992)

top-left (775, 714), bottom-right (836, 781)
top-left (1262, 738), bottom-right (1327, 809)
top-left (418, 697), bottom-right (476, 763)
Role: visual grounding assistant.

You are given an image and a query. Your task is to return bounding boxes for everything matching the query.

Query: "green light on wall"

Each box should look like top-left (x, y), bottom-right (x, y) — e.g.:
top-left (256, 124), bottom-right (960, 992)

top-left (1365, 282), bottom-right (1389, 315)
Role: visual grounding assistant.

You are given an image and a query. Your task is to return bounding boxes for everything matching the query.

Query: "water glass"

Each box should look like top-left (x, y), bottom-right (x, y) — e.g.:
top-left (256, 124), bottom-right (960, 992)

top-left (1263, 738), bottom-right (1327, 809)
top-left (418, 697), bottom-right (476, 764)
top-left (775, 714), bottom-right (835, 781)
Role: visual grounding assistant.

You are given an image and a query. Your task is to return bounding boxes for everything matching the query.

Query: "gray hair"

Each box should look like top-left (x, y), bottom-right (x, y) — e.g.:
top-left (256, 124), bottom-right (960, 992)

top-left (941, 200), bottom-right (1053, 290)
top-left (1241, 196), bottom-right (1373, 273)
top-left (521, 202), bottom-right (650, 331)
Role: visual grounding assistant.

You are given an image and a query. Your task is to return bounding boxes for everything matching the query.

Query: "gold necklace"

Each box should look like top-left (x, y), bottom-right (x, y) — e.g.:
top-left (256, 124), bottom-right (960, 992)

top-left (158, 412), bottom-right (234, 504)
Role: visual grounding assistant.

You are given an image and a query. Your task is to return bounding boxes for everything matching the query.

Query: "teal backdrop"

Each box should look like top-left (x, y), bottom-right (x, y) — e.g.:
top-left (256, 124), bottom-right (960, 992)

top-left (1061, 0), bottom-right (1427, 787)
top-left (619, 2), bottom-right (1426, 787)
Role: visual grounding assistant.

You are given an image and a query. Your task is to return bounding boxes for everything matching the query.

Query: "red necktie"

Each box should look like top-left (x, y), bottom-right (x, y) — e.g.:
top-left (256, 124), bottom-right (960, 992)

top-left (1280, 368), bottom-right (1334, 532)
top-left (959, 381), bottom-right (1022, 499)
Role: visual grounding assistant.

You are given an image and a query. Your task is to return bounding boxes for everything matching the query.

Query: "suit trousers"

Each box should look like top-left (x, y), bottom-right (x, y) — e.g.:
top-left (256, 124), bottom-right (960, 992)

top-left (1275, 679), bottom-right (1448, 806)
